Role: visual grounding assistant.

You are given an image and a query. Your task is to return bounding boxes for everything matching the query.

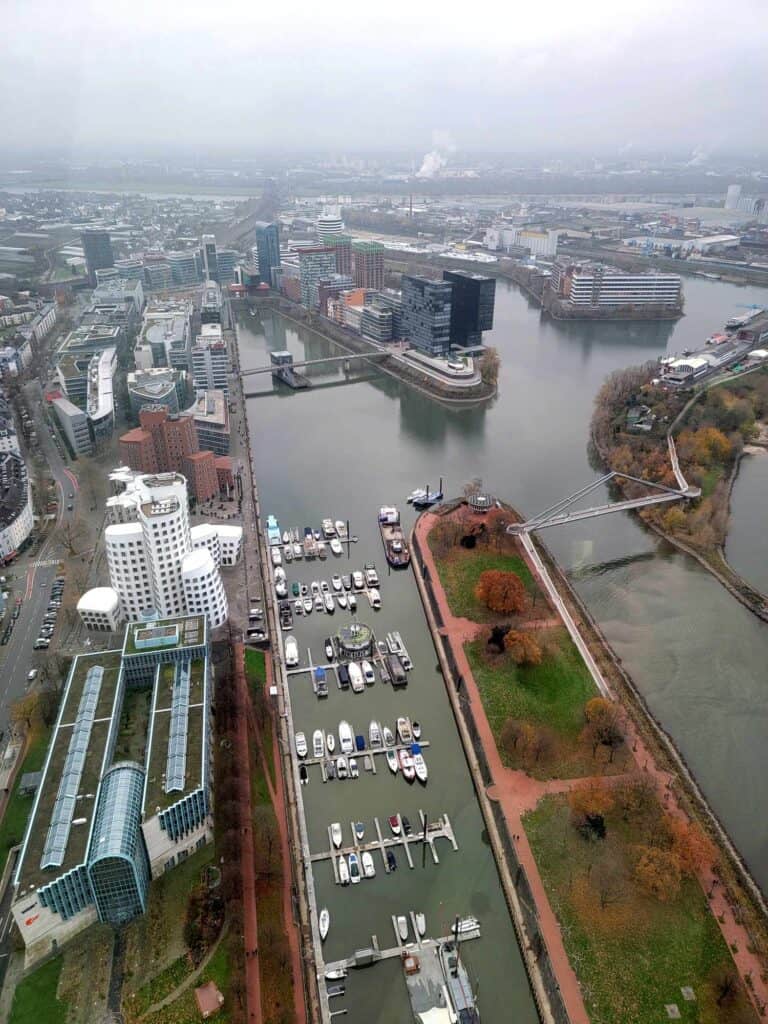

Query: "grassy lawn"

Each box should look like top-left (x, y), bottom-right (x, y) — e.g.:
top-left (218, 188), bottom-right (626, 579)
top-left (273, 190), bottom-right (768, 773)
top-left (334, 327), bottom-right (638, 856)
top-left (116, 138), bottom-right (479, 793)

top-left (431, 546), bottom-right (544, 623)
top-left (525, 795), bottom-right (757, 1024)
top-left (0, 728), bottom-right (51, 876)
top-left (245, 647), bottom-right (275, 791)
top-left (9, 956), bottom-right (67, 1024)
top-left (701, 465), bottom-right (725, 498)
top-left (141, 938), bottom-right (232, 1024)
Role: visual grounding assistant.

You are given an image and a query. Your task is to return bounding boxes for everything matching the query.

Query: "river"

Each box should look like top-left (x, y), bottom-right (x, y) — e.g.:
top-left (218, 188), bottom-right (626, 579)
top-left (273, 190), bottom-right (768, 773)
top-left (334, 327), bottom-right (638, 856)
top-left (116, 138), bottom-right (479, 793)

top-left (238, 277), bottom-right (768, 1022)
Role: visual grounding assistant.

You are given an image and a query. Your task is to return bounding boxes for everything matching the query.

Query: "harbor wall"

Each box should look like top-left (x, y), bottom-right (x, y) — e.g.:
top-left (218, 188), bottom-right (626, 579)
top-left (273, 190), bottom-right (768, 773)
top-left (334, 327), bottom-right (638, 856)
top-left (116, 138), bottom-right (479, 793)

top-left (410, 526), bottom-right (569, 1024)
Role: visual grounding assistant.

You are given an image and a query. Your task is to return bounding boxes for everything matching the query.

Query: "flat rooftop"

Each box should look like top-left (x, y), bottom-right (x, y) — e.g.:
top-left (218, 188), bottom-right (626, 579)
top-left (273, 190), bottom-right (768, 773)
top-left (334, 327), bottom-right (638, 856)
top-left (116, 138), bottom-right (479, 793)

top-left (123, 613), bottom-right (206, 656)
top-left (191, 389), bottom-right (228, 428)
top-left (16, 651), bottom-right (123, 894)
top-left (144, 657), bottom-right (206, 814)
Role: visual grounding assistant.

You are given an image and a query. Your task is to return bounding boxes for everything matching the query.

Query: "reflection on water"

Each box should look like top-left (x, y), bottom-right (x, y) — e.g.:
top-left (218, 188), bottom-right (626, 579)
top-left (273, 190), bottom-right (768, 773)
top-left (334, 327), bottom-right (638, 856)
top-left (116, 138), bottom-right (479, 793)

top-left (726, 451), bottom-right (768, 597)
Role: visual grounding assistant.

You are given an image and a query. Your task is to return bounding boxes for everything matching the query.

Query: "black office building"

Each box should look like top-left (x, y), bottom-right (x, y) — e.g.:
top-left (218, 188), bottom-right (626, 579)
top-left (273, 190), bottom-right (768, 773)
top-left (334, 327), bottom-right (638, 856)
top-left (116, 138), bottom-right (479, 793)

top-left (443, 270), bottom-right (496, 350)
top-left (254, 221), bottom-right (281, 287)
top-left (401, 275), bottom-right (452, 356)
top-left (81, 230), bottom-right (115, 287)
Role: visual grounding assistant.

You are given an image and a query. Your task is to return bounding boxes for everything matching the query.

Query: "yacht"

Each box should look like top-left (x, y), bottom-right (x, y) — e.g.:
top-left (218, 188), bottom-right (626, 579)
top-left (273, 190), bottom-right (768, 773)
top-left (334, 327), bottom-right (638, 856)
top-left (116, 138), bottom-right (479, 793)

top-left (321, 580), bottom-right (330, 593)
top-left (341, 574), bottom-right (352, 591)
top-left (317, 541), bottom-right (327, 559)
top-left (319, 908), bottom-right (330, 941)
top-left (336, 756), bottom-right (349, 779)
top-left (367, 587), bottom-right (382, 610)
top-left (326, 733), bottom-right (336, 754)
top-left (337, 593), bottom-right (348, 610)
top-left (412, 745), bottom-right (428, 784)
top-left (311, 581), bottom-right (321, 596)
top-left (303, 596), bottom-right (313, 614)
top-left (413, 721), bottom-right (422, 740)
top-left (324, 637), bottom-right (334, 660)
top-left (293, 541), bottom-right (303, 559)
top-left (362, 661), bottom-right (376, 685)
top-left (389, 815), bottom-right (401, 836)
top-left (364, 563), bottom-right (379, 587)
top-left (349, 662), bottom-right (365, 693)
top-left (331, 822), bottom-right (343, 848)
top-left (313, 730), bottom-right (325, 758)
top-left (324, 593), bottom-right (335, 614)
top-left (294, 600), bottom-right (303, 617)
top-left (285, 636), bottom-right (299, 667)
top-left (415, 912), bottom-right (426, 937)
top-left (349, 757), bottom-right (359, 778)
top-left (386, 750), bottom-right (399, 774)
top-left (339, 721), bottom-right (354, 754)
top-left (354, 821), bottom-right (365, 841)
top-left (398, 747), bottom-right (416, 782)
top-left (330, 538), bottom-right (343, 556)
top-left (335, 520), bottom-right (348, 539)
top-left (397, 915), bottom-right (409, 941)
top-left (397, 717), bottom-right (413, 744)
top-left (322, 518), bottom-right (336, 538)
top-left (348, 852), bottom-right (361, 884)
top-left (361, 852), bottom-right (375, 879)
top-left (369, 721), bottom-right (382, 747)
top-left (383, 725), bottom-right (395, 747)
top-left (352, 570), bottom-right (365, 590)
top-left (294, 731), bottom-right (307, 758)
top-left (338, 857), bottom-right (350, 886)
top-left (283, 544), bottom-right (293, 563)
top-left (282, 530), bottom-right (291, 544)
top-left (331, 574), bottom-right (343, 592)
top-left (348, 593), bottom-right (357, 612)
top-left (314, 595), bottom-right (324, 613)
top-left (271, 547), bottom-right (282, 567)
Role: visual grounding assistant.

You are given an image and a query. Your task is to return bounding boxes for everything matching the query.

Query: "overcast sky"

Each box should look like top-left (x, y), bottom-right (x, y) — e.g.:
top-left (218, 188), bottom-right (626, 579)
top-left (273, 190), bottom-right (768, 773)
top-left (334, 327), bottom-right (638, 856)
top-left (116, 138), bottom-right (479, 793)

top-left (3, 0), bottom-right (767, 158)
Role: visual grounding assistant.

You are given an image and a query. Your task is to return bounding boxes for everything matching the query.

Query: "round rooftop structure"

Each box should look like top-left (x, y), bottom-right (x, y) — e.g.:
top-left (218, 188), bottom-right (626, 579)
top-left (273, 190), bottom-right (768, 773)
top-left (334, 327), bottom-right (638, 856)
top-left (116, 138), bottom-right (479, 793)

top-left (336, 621), bottom-right (374, 658)
top-left (77, 587), bottom-right (120, 615)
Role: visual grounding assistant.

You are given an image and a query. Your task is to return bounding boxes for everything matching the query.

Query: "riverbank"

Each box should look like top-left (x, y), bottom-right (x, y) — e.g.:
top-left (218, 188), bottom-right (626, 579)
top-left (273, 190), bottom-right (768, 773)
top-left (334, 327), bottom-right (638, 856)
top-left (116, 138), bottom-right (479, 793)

top-left (413, 500), bottom-right (768, 1023)
top-left (242, 296), bottom-right (497, 404)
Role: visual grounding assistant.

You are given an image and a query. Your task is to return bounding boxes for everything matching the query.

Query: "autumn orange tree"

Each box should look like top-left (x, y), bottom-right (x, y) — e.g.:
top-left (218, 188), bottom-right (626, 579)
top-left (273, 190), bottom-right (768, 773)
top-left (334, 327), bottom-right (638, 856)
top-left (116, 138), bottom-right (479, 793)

top-left (504, 629), bottom-right (542, 666)
top-left (474, 569), bottom-right (526, 614)
top-left (634, 845), bottom-right (681, 902)
top-left (664, 815), bottom-right (718, 877)
top-left (580, 697), bottom-right (625, 762)
top-left (569, 778), bottom-right (615, 839)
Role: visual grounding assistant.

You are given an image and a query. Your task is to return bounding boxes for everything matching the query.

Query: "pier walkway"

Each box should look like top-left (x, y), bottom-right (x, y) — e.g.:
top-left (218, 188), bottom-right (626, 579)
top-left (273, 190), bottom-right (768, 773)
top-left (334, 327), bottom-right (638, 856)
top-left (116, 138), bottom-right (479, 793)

top-left (321, 919), bottom-right (480, 976)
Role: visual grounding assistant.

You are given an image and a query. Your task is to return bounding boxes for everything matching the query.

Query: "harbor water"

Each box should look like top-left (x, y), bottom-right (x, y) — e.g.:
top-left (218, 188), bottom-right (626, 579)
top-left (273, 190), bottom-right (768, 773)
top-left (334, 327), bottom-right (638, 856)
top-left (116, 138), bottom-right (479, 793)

top-left (239, 277), bottom-right (768, 1021)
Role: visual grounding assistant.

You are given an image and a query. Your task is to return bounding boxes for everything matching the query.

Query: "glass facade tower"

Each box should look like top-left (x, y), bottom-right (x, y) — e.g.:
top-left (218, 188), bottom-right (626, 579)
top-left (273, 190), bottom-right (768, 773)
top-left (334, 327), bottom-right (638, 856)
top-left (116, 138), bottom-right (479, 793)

top-left (400, 275), bottom-right (452, 356)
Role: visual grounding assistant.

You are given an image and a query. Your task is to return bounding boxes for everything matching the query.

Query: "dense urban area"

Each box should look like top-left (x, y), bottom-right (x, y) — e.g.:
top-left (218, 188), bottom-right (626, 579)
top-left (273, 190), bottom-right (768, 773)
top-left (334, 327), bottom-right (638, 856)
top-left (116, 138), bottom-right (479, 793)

top-left (0, 147), bottom-right (767, 1024)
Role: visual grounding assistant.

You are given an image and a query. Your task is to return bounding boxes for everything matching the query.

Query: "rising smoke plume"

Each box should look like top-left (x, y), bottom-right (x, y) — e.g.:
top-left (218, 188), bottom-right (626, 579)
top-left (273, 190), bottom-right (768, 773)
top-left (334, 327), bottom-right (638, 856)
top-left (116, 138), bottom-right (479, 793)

top-left (416, 129), bottom-right (456, 178)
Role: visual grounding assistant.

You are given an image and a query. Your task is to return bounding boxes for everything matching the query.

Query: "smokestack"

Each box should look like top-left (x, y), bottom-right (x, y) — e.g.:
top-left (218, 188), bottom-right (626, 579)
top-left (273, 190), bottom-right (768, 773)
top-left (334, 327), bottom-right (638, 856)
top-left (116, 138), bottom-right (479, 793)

top-left (409, 194), bottom-right (413, 218)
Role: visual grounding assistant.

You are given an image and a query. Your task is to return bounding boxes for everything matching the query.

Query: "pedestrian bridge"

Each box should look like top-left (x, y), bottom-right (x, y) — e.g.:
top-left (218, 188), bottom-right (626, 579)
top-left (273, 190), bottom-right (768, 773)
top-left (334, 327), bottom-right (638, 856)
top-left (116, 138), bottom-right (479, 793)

top-left (240, 351), bottom-right (389, 376)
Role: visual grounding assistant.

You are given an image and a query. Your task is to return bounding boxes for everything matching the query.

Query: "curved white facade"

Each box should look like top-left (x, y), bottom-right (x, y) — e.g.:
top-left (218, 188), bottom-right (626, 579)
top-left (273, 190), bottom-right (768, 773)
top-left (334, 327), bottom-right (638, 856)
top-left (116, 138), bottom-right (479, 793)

top-left (105, 522), bottom-right (154, 620)
top-left (181, 549), bottom-right (228, 628)
top-left (190, 523), bottom-right (221, 565)
top-left (77, 587), bottom-right (122, 631)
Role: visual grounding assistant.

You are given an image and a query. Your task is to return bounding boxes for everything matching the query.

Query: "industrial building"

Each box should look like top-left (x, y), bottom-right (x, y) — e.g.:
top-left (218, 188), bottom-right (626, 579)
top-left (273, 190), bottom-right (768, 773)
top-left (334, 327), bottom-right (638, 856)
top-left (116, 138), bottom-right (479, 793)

top-left (400, 275), bottom-right (452, 356)
top-left (11, 615), bottom-right (212, 959)
top-left (443, 270), bottom-right (495, 350)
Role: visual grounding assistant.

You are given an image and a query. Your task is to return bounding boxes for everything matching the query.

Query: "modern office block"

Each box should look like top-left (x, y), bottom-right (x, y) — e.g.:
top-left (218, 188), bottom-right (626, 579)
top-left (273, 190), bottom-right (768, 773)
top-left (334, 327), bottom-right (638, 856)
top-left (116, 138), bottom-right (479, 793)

top-left (400, 275), bottom-right (452, 356)
top-left (254, 222), bottom-right (281, 286)
top-left (352, 241), bottom-right (384, 290)
top-left (443, 269), bottom-right (496, 349)
top-left (81, 230), bottom-right (114, 287)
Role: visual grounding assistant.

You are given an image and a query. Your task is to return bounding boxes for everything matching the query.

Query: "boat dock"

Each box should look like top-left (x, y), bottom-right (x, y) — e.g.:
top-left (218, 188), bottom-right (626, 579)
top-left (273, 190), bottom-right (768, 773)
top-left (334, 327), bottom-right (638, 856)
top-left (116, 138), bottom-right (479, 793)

top-left (320, 917), bottom-right (481, 976)
top-left (314, 811), bottom-right (457, 880)
top-left (306, 739), bottom-right (430, 781)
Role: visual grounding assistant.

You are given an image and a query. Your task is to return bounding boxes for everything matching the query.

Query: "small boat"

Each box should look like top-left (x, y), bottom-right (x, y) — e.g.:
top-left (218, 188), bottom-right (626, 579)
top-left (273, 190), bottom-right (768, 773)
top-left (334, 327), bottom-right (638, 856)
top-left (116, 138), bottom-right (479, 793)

top-left (363, 755), bottom-right (372, 771)
top-left (294, 731), bottom-right (307, 757)
top-left (342, 574), bottom-right (352, 591)
top-left (294, 600), bottom-right (303, 616)
top-left (331, 822), bottom-right (343, 848)
top-left (369, 720), bottom-right (382, 747)
top-left (348, 593), bottom-right (357, 612)
top-left (386, 750), bottom-right (399, 774)
top-left (402, 816), bottom-right (413, 836)
top-left (336, 756), bottom-right (349, 780)
top-left (318, 542), bottom-right (327, 560)
top-left (412, 744), bottom-right (428, 784)
top-left (355, 735), bottom-right (366, 751)
top-left (311, 581), bottom-right (321, 596)
top-left (397, 717), bottom-right (413, 745)
top-left (291, 581), bottom-right (301, 597)
top-left (330, 538), bottom-right (342, 556)
top-left (378, 641), bottom-right (388, 655)
top-left (325, 967), bottom-right (347, 981)
top-left (314, 529), bottom-right (322, 541)
top-left (348, 853), bottom-right (361, 885)
top-left (322, 518), bottom-right (336, 538)
top-left (398, 747), bottom-right (416, 782)
top-left (326, 733), bottom-right (336, 754)
top-left (324, 593), bottom-right (335, 614)
top-left (282, 530), bottom-right (291, 544)
top-left (331, 574), bottom-right (343, 592)
top-left (412, 721), bottom-right (422, 740)
top-left (355, 821), bottom-right (365, 841)
top-left (388, 815), bottom-right (401, 836)
top-left (338, 857), bottom-right (350, 885)
top-left (367, 588), bottom-right (381, 610)
top-left (301, 583), bottom-right (308, 596)
top-left (383, 725), bottom-right (395, 747)
top-left (361, 851), bottom-right (375, 878)
top-left (415, 912), bottom-right (426, 937)
top-left (339, 721), bottom-right (354, 754)
top-left (337, 593), bottom-right (348, 610)
top-left (453, 916), bottom-right (481, 935)
top-left (275, 578), bottom-right (287, 598)
top-left (349, 758), bottom-right (359, 778)
top-left (327, 985), bottom-right (345, 998)
top-left (397, 915), bottom-right (408, 942)
top-left (352, 570), bottom-right (365, 590)
top-left (313, 730), bottom-right (324, 758)
top-left (379, 659), bottom-right (391, 684)
top-left (303, 596), bottom-right (313, 614)
top-left (271, 547), bottom-right (282, 567)
top-left (335, 520), bottom-right (348, 539)
top-left (321, 580), bottom-right (330, 593)
top-left (362, 661), bottom-right (375, 685)
top-left (314, 595), bottom-right (324, 612)
top-left (326, 759), bottom-right (336, 780)
top-left (293, 542), bottom-right (303, 559)
top-left (349, 662), bottom-right (365, 693)
top-left (324, 637), bottom-right (334, 660)
top-left (283, 545), bottom-right (293, 563)
top-left (299, 763), bottom-right (308, 785)
top-left (285, 636), bottom-right (299, 667)
top-left (386, 849), bottom-right (397, 871)
top-left (364, 563), bottom-right (379, 587)
top-left (319, 908), bottom-right (330, 941)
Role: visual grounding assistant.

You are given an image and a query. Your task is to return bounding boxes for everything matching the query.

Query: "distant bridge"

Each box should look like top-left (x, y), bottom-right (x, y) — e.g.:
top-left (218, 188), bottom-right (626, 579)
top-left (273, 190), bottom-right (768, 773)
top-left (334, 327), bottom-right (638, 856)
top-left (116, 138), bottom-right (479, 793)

top-left (240, 352), bottom-right (389, 377)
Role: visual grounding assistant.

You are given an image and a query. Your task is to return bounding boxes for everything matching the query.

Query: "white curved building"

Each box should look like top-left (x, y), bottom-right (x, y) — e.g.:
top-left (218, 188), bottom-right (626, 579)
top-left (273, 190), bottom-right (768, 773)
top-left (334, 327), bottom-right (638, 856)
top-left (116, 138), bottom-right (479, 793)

top-left (181, 549), bottom-right (228, 627)
top-left (317, 207), bottom-right (344, 242)
top-left (77, 588), bottom-right (122, 631)
top-left (190, 523), bottom-right (221, 565)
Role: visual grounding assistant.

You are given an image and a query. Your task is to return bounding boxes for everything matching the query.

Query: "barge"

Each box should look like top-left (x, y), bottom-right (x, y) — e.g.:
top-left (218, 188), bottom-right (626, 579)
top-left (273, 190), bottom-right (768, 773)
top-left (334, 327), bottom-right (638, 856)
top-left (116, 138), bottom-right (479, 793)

top-left (379, 506), bottom-right (411, 568)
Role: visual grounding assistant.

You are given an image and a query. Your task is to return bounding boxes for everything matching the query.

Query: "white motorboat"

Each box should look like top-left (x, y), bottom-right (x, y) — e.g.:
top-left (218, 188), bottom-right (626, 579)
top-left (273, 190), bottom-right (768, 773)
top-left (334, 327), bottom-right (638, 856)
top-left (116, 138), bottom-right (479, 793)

top-left (294, 599), bottom-right (303, 616)
top-left (397, 915), bottom-right (409, 941)
top-left (271, 547), bottom-right (282, 567)
top-left (361, 661), bottom-right (376, 685)
top-left (352, 570), bottom-right (365, 590)
top-left (338, 857), bottom-right (350, 886)
top-left (322, 518), bottom-right (336, 538)
top-left (282, 530), bottom-right (291, 544)
top-left (348, 662), bottom-right (364, 693)
top-left (321, 580), bottom-right (330, 593)
top-left (398, 747), bottom-right (416, 782)
top-left (314, 595), bottom-right (324, 612)
top-left (336, 756), bottom-right (349, 780)
top-left (285, 636), bottom-right (299, 667)
top-left (326, 733), bottom-right (336, 754)
top-left (294, 731), bottom-right (307, 758)
top-left (311, 581), bottom-right (321, 596)
top-left (338, 720), bottom-right (354, 754)
top-left (324, 637), bottom-right (334, 660)
top-left (283, 545), bottom-right (293, 563)
top-left (324, 593), bottom-right (335, 614)
top-left (412, 721), bottom-right (422, 740)
top-left (415, 912), bottom-right (426, 937)
top-left (293, 542), bottom-right (303, 559)
top-left (349, 757), bottom-right (359, 779)
top-left (412, 746), bottom-right (428, 784)
top-left (361, 852), bottom-right (375, 879)
top-left (330, 538), bottom-right (343, 556)
top-left (313, 730), bottom-right (324, 758)
top-left (396, 717), bottom-right (413, 744)
top-left (354, 821), bottom-right (365, 840)
top-left (369, 720), bottom-right (382, 747)
top-left (335, 520), bottom-right (347, 538)
top-left (386, 750), bottom-right (399, 774)
top-left (364, 564), bottom-right (379, 587)
top-left (325, 967), bottom-right (347, 981)
top-left (382, 725), bottom-right (395, 747)
top-left (348, 593), bottom-right (357, 612)
top-left (348, 853), bottom-right (361, 885)
top-left (317, 541), bottom-right (327, 560)
top-left (331, 574), bottom-right (343, 592)
top-left (303, 596), bottom-right (313, 614)
top-left (331, 822), bottom-right (343, 849)
top-left (319, 908), bottom-right (330, 940)
top-left (275, 578), bottom-right (288, 599)
top-left (367, 588), bottom-right (381, 610)
top-left (337, 593), bottom-right (348, 610)
top-left (314, 530), bottom-right (322, 541)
